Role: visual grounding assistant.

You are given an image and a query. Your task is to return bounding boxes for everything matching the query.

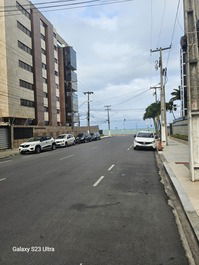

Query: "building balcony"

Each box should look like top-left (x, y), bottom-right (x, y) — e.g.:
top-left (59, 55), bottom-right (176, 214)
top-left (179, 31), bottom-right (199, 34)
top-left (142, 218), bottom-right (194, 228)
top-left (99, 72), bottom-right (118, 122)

top-left (64, 46), bottom-right (77, 70)
top-left (65, 71), bottom-right (77, 83)
top-left (66, 81), bottom-right (77, 92)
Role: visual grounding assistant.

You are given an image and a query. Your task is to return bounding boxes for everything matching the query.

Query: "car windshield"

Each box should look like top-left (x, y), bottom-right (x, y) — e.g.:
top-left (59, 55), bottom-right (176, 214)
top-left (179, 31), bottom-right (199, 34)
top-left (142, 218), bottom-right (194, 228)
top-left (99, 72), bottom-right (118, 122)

top-left (27, 137), bottom-right (42, 142)
top-left (77, 133), bottom-right (84, 137)
top-left (137, 133), bottom-right (154, 138)
top-left (56, 135), bottom-right (65, 139)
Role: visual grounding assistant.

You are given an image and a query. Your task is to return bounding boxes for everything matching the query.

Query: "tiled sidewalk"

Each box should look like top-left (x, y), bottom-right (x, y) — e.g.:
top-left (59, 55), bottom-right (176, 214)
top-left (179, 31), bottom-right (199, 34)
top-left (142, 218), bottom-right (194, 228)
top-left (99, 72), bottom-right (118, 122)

top-left (159, 137), bottom-right (199, 240)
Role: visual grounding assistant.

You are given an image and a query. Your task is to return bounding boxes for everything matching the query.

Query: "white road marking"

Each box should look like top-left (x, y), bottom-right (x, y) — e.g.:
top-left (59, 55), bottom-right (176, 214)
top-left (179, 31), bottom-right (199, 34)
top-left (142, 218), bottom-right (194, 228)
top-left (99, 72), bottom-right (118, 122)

top-left (127, 143), bottom-right (134, 151)
top-left (93, 176), bottom-right (104, 187)
top-left (0, 160), bottom-right (11, 164)
top-left (0, 178), bottom-right (6, 182)
top-left (59, 154), bottom-right (74, 161)
top-left (108, 164), bottom-right (115, 171)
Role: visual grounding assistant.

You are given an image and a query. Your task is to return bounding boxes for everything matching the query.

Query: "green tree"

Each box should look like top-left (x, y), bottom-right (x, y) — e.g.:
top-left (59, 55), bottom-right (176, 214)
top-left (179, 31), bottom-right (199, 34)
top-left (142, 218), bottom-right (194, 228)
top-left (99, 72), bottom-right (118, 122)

top-left (143, 102), bottom-right (160, 135)
top-left (143, 101), bottom-right (177, 134)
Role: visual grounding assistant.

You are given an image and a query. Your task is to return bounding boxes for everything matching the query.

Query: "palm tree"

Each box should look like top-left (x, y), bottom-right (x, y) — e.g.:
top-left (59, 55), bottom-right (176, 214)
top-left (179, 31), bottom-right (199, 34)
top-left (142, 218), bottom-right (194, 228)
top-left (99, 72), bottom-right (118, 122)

top-left (170, 86), bottom-right (181, 102)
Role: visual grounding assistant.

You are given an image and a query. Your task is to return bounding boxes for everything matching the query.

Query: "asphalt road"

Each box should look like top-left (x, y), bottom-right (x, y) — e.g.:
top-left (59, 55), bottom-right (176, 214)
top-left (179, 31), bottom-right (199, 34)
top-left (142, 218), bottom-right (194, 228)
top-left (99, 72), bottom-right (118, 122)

top-left (0, 136), bottom-right (188, 265)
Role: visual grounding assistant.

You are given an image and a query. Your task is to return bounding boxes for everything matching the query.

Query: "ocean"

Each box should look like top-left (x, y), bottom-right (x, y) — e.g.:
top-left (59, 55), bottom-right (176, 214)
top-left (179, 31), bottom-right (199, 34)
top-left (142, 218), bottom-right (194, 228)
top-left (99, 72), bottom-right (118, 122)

top-left (103, 129), bottom-right (154, 135)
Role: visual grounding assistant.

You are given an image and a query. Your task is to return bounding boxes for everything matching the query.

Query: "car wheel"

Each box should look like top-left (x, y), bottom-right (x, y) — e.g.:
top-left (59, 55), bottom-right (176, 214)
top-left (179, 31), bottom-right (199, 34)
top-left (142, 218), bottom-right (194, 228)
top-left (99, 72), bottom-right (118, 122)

top-left (35, 146), bottom-right (41, 154)
top-left (134, 146), bottom-right (137, 150)
top-left (65, 142), bottom-right (68, 147)
top-left (52, 143), bottom-right (56, 150)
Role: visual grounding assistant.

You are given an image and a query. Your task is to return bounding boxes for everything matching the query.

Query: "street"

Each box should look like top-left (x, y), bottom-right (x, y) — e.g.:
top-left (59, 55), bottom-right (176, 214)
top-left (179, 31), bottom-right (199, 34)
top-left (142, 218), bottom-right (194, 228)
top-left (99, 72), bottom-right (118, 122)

top-left (0, 136), bottom-right (188, 265)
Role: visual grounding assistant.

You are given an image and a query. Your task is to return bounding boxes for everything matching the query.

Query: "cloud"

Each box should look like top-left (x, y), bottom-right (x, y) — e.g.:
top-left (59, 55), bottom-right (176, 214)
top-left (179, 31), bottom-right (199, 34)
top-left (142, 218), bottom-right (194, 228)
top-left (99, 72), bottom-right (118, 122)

top-left (84, 15), bottom-right (119, 31)
top-left (36, 0), bottom-right (184, 129)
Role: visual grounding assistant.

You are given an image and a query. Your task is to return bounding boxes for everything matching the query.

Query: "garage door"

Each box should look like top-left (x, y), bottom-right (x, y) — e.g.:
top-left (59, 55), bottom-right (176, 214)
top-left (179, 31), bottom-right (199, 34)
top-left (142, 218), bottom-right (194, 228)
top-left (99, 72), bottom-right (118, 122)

top-left (0, 127), bottom-right (10, 150)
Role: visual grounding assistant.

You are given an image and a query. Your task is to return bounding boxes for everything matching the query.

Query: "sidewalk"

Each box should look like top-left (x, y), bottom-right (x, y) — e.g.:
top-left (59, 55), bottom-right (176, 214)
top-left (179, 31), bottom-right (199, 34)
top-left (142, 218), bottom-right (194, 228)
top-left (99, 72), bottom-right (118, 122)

top-left (159, 137), bottom-right (199, 241)
top-left (0, 149), bottom-right (19, 159)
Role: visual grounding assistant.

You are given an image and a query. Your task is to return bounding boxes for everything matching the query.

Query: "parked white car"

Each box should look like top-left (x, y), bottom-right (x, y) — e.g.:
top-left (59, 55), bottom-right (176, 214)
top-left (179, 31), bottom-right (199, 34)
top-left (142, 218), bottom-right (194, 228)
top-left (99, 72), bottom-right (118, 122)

top-left (134, 131), bottom-right (156, 150)
top-left (55, 134), bottom-right (76, 147)
top-left (19, 136), bottom-right (56, 154)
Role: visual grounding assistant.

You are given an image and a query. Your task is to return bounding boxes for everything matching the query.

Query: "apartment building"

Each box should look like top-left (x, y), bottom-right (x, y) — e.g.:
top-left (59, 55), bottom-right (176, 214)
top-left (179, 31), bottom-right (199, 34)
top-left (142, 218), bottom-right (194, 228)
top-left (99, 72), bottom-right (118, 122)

top-left (0, 0), bottom-right (78, 127)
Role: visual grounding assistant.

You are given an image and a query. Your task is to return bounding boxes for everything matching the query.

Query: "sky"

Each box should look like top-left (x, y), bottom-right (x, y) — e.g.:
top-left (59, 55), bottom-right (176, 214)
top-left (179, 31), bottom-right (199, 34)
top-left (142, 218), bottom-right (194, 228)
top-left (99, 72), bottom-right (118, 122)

top-left (33, 0), bottom-right (184, 130)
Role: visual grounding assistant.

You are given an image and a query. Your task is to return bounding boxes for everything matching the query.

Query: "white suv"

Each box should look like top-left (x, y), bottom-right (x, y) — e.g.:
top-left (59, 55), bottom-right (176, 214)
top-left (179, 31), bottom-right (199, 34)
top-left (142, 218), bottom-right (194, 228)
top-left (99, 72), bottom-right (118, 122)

top-left (19, 136), bottom-right (56, 154)
top-left (55, 134), bottom-right (76, 147)
top-left (134, 131), bottom-right (156, 150)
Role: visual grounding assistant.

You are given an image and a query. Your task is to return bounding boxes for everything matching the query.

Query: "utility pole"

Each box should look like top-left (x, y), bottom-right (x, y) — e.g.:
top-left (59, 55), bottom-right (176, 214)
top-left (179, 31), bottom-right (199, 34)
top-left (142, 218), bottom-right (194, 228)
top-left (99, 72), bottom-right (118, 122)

top-left (183, 0), bottom-right (199, 181)
top-left (104, 105), bottom-right (111, 136)
top-left (150, 46), bottom-right (171, 146)
top-left (83, 91), bottom-right (94, 133)
top-left (150, 85), bottom-right (160, 103)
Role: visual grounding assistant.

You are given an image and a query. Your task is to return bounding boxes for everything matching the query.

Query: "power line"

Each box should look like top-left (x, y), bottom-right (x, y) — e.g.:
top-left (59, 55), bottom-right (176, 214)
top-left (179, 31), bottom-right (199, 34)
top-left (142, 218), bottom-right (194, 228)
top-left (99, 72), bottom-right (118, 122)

top-left (1, 0), bottom-right (100, 13)
top-left (117, 88), bottom-right (150, 105)
top-left (150, 0), bottom-right (153, 50)
top-left (91, 108), bottom-right (145, 111)
top-left (0, 0), bottom-right (134, 17)
top-left (156, 0), bottom-right (166, 48)
top-left (166, 0), bottom-right (181, 67)
top-left (0, 0), bottom-right (81, 9)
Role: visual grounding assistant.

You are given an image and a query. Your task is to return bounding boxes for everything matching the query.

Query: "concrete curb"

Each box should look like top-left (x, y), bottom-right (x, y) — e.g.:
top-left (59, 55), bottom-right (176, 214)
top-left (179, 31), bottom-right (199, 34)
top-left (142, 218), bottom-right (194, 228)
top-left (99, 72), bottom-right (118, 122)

top-left (159, 153), bottom-right (199, 243)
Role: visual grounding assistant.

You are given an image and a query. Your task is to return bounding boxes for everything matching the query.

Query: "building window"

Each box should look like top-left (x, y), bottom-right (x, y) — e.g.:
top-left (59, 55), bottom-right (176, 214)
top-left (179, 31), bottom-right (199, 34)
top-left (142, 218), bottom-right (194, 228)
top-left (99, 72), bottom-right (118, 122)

top-left (53, 32), bottom-right (57, 38)
top-left (18, 41), bottom-right (32, 55)
top-left (20, 98), bottom-right (34, 108)
top-left (17, 21), bottom-right (31, 37)
top-left (56, 97), bottom-right (60, 101)
top-left (44, 121), bottom-right (49, 125)
top-left (54, 58), bottom-right (58, 64)
top-left (19, 79), bottom-right (33, 90)
top-left (41, 48), bottom-right (46, 55)
top-left (54, 45), bottom-right (57, 51)
top-left (57, 109), bottom-right (60, 114)
top-left (16, 2), bottom-right (30, 19)
top-left (19, 60), bottom-right (33, 72)
top-left (41, 34), bottom-right (45, 41)
top-left (43, 78), bottom-right (47, 84)
top-left (56, 84), bottom-right (59, 89)
top-left (44, 106), bottom-right (48, 112)
top-left (42, 63), bottom-right (47, 69)
top-left (54, 71), bottom-right (58, 76)
top-left (43, 92), bottom-right (48, 98)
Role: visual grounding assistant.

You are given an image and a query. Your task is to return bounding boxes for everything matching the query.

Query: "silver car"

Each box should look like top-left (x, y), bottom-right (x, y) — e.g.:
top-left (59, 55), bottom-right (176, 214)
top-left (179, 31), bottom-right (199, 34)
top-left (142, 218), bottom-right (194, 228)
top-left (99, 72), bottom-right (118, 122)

top-left (55, 134), bottom-right (76, 147)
